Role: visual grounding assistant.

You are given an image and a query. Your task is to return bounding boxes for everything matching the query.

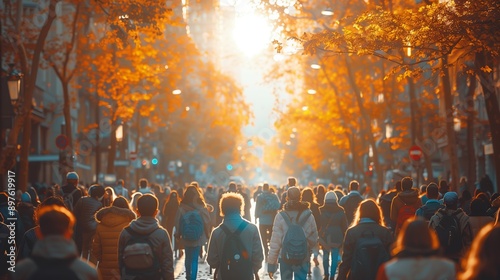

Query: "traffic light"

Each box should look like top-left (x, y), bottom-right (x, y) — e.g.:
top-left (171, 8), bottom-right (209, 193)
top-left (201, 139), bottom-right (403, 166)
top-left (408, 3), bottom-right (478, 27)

top-left (141, 159), bottom-right (148, 166)
top-left (226, 164), bottom-right (233, 171)
top-left (151, 157), bottom-right (159, 165)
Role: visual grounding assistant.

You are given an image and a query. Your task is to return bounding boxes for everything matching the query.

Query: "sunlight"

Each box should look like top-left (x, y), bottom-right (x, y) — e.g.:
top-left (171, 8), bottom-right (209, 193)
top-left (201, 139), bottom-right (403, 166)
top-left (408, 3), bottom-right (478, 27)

top-left (232, 13), bottom-right (272, 56)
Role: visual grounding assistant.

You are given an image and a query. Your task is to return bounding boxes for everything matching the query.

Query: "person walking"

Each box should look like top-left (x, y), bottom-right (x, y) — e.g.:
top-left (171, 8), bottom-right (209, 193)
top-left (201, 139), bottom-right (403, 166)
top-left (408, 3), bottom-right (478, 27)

top-left (339, 180), bottom-right (363, 225)
top-left (267, 187), bottom-right (318, 279)
top-left (459, 224), bottom-right (500, 280)
top-left (118, 194), bottom-right (174, 280)
top-left (390, 177), bottom-right (421, 237)
top-left (62, 172), bottom-right (83, 211)
top-left (318, 191), bottom-right (348, 280)
top-left (175, 185), bottom-right (211, 280)
top-left (468, 198), bottom-right (494, 238)
top-left (254, 183), bottom-right (281, 258)
top-left (415, 183), bottom-right (444, 221)
top-left (207, 192), bottom-right (264, 279)
top-left (13, 205), bottom-right (99, 280)
top-left (337, 199), bottom-right (393, 280)
top-left (376, 218), bottom-right (456, 280)
top-left (92, 196), bottom-right (136, 279)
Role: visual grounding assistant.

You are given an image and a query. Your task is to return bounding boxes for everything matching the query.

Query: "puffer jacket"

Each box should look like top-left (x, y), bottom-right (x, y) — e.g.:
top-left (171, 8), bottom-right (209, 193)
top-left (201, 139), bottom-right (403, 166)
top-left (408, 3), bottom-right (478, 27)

top-left (118, 216), bottom-right (174, 280)
top-left (207, 212), bottom-right (264, 278)
top-left (174, 202), bottom-right (211, 247)
top-left (92, 206), bottom-right (136, 279)
top-left (376, 257), bottom-right (456, 280)
top-left (268, 201), bottom-right (318, 265)
top-left (337, 219), bottom-right (394, 280)
top-left (74, 196), bottom-right (103, 232)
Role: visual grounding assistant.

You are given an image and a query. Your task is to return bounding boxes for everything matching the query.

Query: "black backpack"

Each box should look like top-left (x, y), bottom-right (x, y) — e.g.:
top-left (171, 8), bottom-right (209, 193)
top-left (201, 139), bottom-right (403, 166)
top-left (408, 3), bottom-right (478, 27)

top-left (435, 209), bottom-right (463, 256)
top-left (219, 221), bottom-right (253, 280)
top-left (28, 256), bottom-right (79, 280)
top-left (122, 227), bottom-right (161, 280)
top-left (350, 230), bottom-right (390, 280)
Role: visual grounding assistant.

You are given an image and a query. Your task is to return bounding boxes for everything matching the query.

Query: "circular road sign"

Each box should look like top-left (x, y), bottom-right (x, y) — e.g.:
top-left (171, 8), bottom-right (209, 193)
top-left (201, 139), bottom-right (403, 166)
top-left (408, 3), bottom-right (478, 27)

top-left (409, 145), bottom-right (423, 161)
top-left (55, 134), bottom-right (68, 150)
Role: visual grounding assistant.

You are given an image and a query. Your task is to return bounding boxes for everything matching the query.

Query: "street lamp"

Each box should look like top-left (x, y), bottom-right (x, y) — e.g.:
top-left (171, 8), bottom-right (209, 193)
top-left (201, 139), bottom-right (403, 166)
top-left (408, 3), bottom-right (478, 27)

top-left (321, 8), bottom-right (334, 16)
top-left (454, 117), bottom-right (461, 132)
top-left (7, 64), bottom-right (22, 106)
top-left (116, 124), bottom-right (123, 142)
top-left (385, 118), bottom-right (394, 139)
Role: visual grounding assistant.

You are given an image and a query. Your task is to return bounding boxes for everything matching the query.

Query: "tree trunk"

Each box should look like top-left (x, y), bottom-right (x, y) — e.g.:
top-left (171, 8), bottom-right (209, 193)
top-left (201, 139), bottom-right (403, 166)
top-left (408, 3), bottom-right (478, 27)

top-left (476, 51), bottom-right (500, 192)
top-left (441, 55), bottom-right (460, 190)
top-left (466, 73), bottom-right (477, 192)
top-left (62, 82), bottom-right (74, 171)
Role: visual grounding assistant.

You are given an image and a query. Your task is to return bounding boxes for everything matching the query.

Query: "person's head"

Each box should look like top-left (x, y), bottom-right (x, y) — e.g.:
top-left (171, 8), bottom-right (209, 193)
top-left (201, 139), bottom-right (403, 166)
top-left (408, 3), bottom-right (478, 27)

top-left (182, 185), bottom-right (206, 207)
top-left (475, 193), bottom-right (491, 206)
top-left (286, 187), bottom-right (301, 202)
top-left (420, 185), bottom-right (427, 195)
top-left (443, 192), bottom-right (459, 210)
top-left (116, 179), bottom-right (125, 187)
top-left (112, 196), bottom-right (131, 210)
top-left (353, 199), bottom-right (384, 227)
top-left (167, 190), bottom-right (179, 203)
top-left (392, 217), bottom-right (440, 258)
top-left (349, 180), bottom-right (359, 192)
top-left (426, 183), bottom-right (439, 200)
top-left (137, 194), bottom-right (158, 217)
top-left (263, 183), bottom-right (270, 192)
top-left (105, 186), bottom-right (116, 200)
top-left (130, 192), bottom-right (143, 211)
top-left (228, 182), bottom-right (237, 192)
top-left (470, 198), bottom-right (489, 217)
top-left (287, 177), bottom-right (297, 187)
top-left (460, 224), bottom-right (500, 280)
top-left (66, 172), bottom-right (79, 186)
top-left (90, 184), bottom-right (105, 200)
top-left (324, 191), bottom-right (339, 206)
top-left (219, 192), bottom-right (244, 217)
top-left (395, 181), bottom-right (402, 192)
top-left (460, 176), bottom-right (467, 185)
top-left (36, 205), bottom-right (75, 239)
top-left (461, 189), bottom-right (472, 201)
top-left (401, 177), bottom-right (413, 191)
top-left (34, 196), bottom-right (66, 225)
top-left (151, 184), bottom-right (161, 195)
top-left (301, 188), bottom-right (316, 204)
top-left (317, 184), bottom-right (326, 195)
top-left (439, 180), bottom-right (449, 194)
top-left (21, 192), bottom-right (32, 203)
top-left (139, 178), bottom-right (149, 189)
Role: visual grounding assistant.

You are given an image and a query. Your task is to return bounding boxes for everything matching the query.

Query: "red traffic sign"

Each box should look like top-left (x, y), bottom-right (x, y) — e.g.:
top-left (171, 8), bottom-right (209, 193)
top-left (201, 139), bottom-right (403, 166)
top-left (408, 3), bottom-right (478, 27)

top-left (409, 145), bottom-right (423, 161)
top-left (130, 151), bottom-right (137, 161)
top-left (55, 134), bottom-right (68, 150)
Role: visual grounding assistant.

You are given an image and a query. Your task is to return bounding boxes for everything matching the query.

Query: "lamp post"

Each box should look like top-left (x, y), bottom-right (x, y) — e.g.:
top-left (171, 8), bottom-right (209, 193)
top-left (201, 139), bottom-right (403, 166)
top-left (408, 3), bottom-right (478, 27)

top-left (7, 65), bottom-right (22, 107)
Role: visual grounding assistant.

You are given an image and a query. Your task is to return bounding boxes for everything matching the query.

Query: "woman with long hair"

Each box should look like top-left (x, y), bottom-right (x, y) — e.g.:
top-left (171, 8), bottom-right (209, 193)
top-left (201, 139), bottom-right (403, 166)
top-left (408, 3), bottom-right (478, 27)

top-left (460, 224), bottom-right (500, 280)
top-left (318, 191), bottom-right (348, 280)
top-left (174, 184), bottom-right (211, 280)
top-left (376, 218), bottom-right (455, 279)
top-left (92, 196), bottom-right (136, 279)
top-left (337, 199), bottom-right (393, 280)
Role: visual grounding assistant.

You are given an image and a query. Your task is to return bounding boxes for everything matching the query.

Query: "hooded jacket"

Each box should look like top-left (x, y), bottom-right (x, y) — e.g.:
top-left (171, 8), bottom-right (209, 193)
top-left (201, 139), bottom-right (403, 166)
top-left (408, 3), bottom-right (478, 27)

top-left (318, 203), bottom-right (348, 249)
top-left (174, 202), bottom-right (211, 247)
top-left (13, 236), bottom-right (99, 280)
top-left (92, 206), bottom-right (136, 279)
top-left (74, 196), bottom-right (103, 233)
top-left (267, 201), bottom-right (318, 265)
top-left (118, 216), bottom-right (174, 280)
top-left (390, 189), bottom-right (421, 233)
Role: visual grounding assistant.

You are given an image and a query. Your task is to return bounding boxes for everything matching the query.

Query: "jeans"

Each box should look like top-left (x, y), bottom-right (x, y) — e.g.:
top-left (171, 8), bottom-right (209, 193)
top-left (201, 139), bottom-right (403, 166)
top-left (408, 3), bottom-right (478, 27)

top-left (185, 246), bottom-right (200, 280)
top-left (279, 259), bottom-right (309, 280)
top-left (322, 248), bottom-right (340, 277)
top-left (259, 225), bottom-right (273, 257)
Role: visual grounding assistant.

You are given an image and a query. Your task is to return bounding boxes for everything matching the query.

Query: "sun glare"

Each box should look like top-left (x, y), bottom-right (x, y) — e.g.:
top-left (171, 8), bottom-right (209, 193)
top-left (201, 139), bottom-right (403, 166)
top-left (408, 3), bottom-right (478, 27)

top-left (232, 14), bottom-right (272, 56)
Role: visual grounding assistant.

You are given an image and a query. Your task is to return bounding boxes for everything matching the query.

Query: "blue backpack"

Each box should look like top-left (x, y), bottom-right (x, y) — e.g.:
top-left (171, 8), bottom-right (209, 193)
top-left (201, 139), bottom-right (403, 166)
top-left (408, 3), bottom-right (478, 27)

top-left (280, 210), bottom-right (312, 265)
top-left (180, 209), bottom-right (204, 241)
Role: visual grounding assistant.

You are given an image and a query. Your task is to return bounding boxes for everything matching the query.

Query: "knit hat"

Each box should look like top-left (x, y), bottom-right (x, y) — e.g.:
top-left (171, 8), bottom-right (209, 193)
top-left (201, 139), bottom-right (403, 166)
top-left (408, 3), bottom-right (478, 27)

top-left (66, 172), bottom-right (79, 181)
top-left (287, 187), bottom-right (301, 201)
top-left (21, 192), bottom-right (32, 203)
top-left (324, 191), bottom-right (338, 204)
top-left (443, 192), bottom-right (459, 205)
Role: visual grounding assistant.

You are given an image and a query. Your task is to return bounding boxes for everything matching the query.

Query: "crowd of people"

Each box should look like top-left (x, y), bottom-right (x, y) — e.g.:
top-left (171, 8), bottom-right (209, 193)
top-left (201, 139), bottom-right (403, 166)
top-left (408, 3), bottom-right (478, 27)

top-left (0, 172), bottom-right (499, 280)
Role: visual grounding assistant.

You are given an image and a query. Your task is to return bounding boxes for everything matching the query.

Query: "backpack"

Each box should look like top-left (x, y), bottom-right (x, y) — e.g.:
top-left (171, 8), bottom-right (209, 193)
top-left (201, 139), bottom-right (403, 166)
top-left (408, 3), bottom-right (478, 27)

top-left (122, 227), bottom-right (161, 279)
top-left (219, 221), bottom-right (253, 280)
top-left (434, 210), bottom-right (463, 256)
top-left (319, 212), bottom-right (343, 248)
top-left (262, 193), bottom-right (281, 213)
top-left (350, 230), bottom-right (390, 280)
top-left (396, 201), bottom-right (418, 232)
top-left (179, 209), bottom-right (204, 241)
top-left (63, 188), bottom-right (79, 212)
top-left (280, 210), bottom-right (311, 265)
top-left (28, 256), bottom-right (79, 280)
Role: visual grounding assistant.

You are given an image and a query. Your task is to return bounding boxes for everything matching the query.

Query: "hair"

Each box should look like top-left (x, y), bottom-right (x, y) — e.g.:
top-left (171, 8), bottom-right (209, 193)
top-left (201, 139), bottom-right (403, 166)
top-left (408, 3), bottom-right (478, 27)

top-left (105, 186), bottom-right (116, 200)
top-left (228, 182), bottom-right (237, 191)
top-left (166, 190), bottom-right (180, 204)
top-left (301, 188), bottom-right (317, 204)
top-left (395, 181), bottom-right (402, 192)
top-left (130, 192), bottom-right (143, 211)
top-left (182, 185), bottom-right (207, 207)
top-left (461, 189), bottom-right (472, 201)
top-left (38, 205), bottom-right (75, 236)
top-left (349, 180), bottom-right (359, 191)
top-left (90, 184), bottom-right (105, 198)
top-left (426, 183), bottom-right (439, 199)
top-left (263, 183), bottom-right (270, 192)
top-left (112, 196), bottom-right (131, 210)
top-left (401, 177), bottom-right (413, 191)
top-left (392, 218), bottom-right (440, 258)
top-left (287, 177), bottom-right (297, 186)
top-left (352, 199), bottom-right (385, 227)
top-left (139, 178), bottom-right (149, 189)
top-left (34, 196), bottom-right (66, 225)
top-left (470, 198), bottom-right (489, 217)
top-left (439, 180), bottom-right (449, 194)
top-left (317, 184), bottom-right (326, 195)
top-left (220, 192), bottom-right (245, 217)
top-left (116, 179), bottom-right (125, 186)
top-left (137, 194), bottom-right (158, 216)
top-left (460, 225), bottom-right (500, 280)
top-left (420, 185), bottom-right (427, 195)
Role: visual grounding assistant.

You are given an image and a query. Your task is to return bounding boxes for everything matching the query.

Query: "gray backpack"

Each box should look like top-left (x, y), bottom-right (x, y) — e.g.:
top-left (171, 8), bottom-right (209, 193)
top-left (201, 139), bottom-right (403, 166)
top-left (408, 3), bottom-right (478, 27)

top-left (280, 210), bottom-right (312, 265)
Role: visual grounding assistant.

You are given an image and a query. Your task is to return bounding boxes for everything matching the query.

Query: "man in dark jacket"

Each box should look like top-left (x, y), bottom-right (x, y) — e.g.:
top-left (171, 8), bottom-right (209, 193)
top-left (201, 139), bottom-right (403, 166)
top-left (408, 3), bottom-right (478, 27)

top-left (390, 177), bottom-right (421, 236)
top-left (379, 181), bottom-right (401, 232)
top-left (416, 183), bottom-right (444, 220)
top-left (62, 171), bottom-right (83, 210)
top-left (339, 181), bottom-right (363, 225)
top-left (73, 184), bottom-right (104, 264)
top-left (118, 194), bottom-right (174, 280)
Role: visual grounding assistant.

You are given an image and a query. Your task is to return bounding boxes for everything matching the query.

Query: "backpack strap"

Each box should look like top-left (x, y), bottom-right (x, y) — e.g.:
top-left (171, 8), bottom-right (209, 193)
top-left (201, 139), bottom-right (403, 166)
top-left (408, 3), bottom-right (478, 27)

top-left (297, 210), bottom-right (312, 227)
top-left (280, 211), bottom-right (293, 227)
top-left (221, 221), bottom-right (248, 236)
